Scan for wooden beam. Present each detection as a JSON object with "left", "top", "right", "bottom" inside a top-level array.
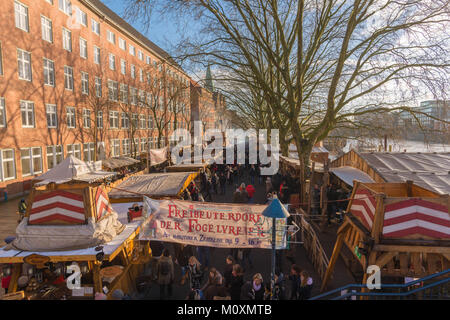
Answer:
[
  {"left": 375, "top": 252, "right": 398, "bottom": 269},
  {"left": 374, "top": 245, "right": 450, "bottom": 254},
  {"left": 371, "top": 194, "right": 385, "bottom": 243},
  {"left": 321, "top": 232, "right": 345, "bottom": 292},
  {"left": 92, "top": 262, "right": 103, "bottom": 294},
  {"left": 7, "top": 264, "right": 22, "bottom": 294}
]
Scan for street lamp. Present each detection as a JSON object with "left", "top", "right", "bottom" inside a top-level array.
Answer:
[{"left": 261, "top": 195, "right": 290, "bottom": 300}]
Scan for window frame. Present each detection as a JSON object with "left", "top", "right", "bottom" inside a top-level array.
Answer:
[
  {"left": 45, "top": 103, "right": 57, "bottom": 128},
  {"left": 20, "top": 100, "right": 35, "bottom": 128}
]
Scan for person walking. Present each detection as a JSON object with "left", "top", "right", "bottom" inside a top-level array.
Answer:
[
  {"left": 201, "top": 268, "right": 223, "bottom": 293},
  {"left": 288, "top": 264, "right": 302, "bottom": 300},
  {"left": 223, "top": 256, "right": 234, "bottom": 288},
  {"left": 156, "top": 249, "right": 174, "bottom": 300},
  {"left": 245, "top": 184, "right": 256, "bottom": 203},
  {"left": 298, "top": 270, "right": 313, "bottom": 300},
  {"left": 249, "top": 165, "right": 256, "bottom": 185},
  {"left": 229, "top": 264, "right": 244, "bottom": 300},
  {"left": 219, "top": 171, "right": 227, "bottom": 195},
  {"left": 265, "top": 177, "right": 273, "bottom": 194},
  {"left": 204, "top": 276, "right": 229, "bottom": 300},
  {"left": 240, "top": 273, "right": 265, "bottom": 300}
]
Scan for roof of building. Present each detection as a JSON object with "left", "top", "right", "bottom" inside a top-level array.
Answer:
[
  {"left": 34, "top": 156, "right": 115, "bottom": 185},
  {"left": 83, "top": 0, "right": 184, "bottom": 73},
  {"left": 358, "top": 152, "right": 450, "bottom": 195},
  {"left": 102, "top": 156, "right": 140, "bottom": 170},
  {"left": 108, "top": 172, "right": 198, "bottom": 199}
]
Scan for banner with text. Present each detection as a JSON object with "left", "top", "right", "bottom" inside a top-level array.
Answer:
[{"left": 139, "top": 197, "right": 287, "bottom": 249}]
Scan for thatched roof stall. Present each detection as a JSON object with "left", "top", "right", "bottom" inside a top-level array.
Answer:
[
  {"left": 331, "top": 150, "right": 450, "bottom": 195},
  {"left": 321, "top": 180, "right": 450, "bottom": 292},
  {"left": 102, "top": 156, "right": 140, "bottom": 170},
  {"left": 108, "top": 172, "right": 199, "bottom": 203}
]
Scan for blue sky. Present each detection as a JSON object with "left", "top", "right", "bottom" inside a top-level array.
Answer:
[{"left": 101, "top": 0, "right": 182, "bottom": 55}]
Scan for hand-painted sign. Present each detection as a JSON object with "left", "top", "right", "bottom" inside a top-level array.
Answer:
[{"left": 139, "top": 197, "right": 287, "bottom": 249}]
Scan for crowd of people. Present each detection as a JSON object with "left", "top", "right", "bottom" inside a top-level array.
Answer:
[
  {"left": 150, "top": 244, "right": 314, "bottom": 301},
  {"left": 146, "top": 161, "right": 314, "bottom": 300}
]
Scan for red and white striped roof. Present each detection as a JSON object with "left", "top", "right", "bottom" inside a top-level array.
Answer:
[
  {"left": 30, "top": 190, "right": 86, "bottom": 225},
  {"left": 383, "top": 199, "right": 450, "bottom": 239},
  {"left": 350, "top": 188, "right": 376, "bottom": 231}
]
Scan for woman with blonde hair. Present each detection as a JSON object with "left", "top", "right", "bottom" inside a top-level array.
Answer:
[{"left": 240, "top": 273, "right": 265, "bottom": 300}]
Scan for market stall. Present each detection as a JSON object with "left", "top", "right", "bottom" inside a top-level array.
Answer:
[{"left": 0, "top": 157, "right": 151, "bottom": 300}]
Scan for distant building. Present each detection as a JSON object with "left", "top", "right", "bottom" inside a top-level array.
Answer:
[{"left": 400, "top": 100, "right": 449, "bottom": 131}]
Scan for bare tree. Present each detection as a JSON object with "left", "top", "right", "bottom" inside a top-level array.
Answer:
[{"left": 125, "top": 0, "right": 450, "bottom": 201}]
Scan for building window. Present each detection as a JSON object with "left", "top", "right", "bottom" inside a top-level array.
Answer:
[
  {"left": 129, "top": 45, "right": 135, "bottom": 56},
  {"left": 81, "top": 71, "right": 89, "bottom": 95},
  {"left": 0, "top": 98, "right": 5, "bottom": 128},
  {"left": 67, "top": 144, "right": 81, "bottom": 159},
  {"left": 132, "top": 138, "right": 139, "bottom": 154},
  {"left": 120, "top": 59, "right": 126, "bottom": 75},
  {"left": 107, "top": 30, "right": 116, "bottom": 44},
  {"left": 20, "top": 100, "right": 34, "bottom": 128},
  {"left": 139, "top": 69, "right": 144, "bottom": 82},
  {"left": 109, "top": 53, "right": 115, "bottom": 70},
  {"left": 76, "top": 7, "right": 87, "bottom": 26},
  {"left": 120, "top": 83, "right": 128, "bottom": 104},
  {"left": 138, "top": 89, "right": 145, "bottom": 107},
  {"left": 1, "top": 149, "right": 16, "bottom": 181},
  {"left": 132, "top": 113, "right": 138, "bottom": 128},
  {"left": 80, "top": 37, "right": 87, "bottom": 59},
  {"left": 111, "top": 139, "right": 120, "bottom": 157},
  {"left": 83, "top": 108, "right": 91, "bottom": 128},
  {"left": 66, "top": 106, "right": 76, "bottom": 128},
  {"left": 43, "top": 58, "right": 55, "bottom": 87},
  {"left": 122, "top": 139, "right": 130, "bottom": 155},
  {"left": 83, "top": 142, "right": 95, "bottom": 161},
  {"left": 95, "top": 77, "right": 102, "bottom": 97},
  {"left": 121, "top": 113, "right": 129, "bottom": 129},
  {"left": 21, "top": 147, "right": 42, "bottom": 177},
  {"left": 130, "top": 64, "right": 135, "bottom": 79},
  {"left": 130, "top": 87, "right": 137, "bottom": 105},
  {"left": 140, "top": 114, "right": 146, "bottom": 129},
  {"left": 94, "top": 46, "right": 100, "bottom": 64},
  {"left": 141, "top": 138, "right": 147, "bottom": 152},
  {"left": 146, "top": 56, "right": 151, "bottom": 65},
  {"left": 119, "top": 38, "right": 126, "bottom": 50},
  {"left": 64, "top": 66, "right": 73, "bottom": 90},
  {"left": 46, "top": 104, "right": 57, "bottom": 128},
  {"left": 41, "top": 15, "right": 53, "bottom": 42},
  {"left": 58, "top": 0, "right": 72, "bottom": 16},
  {"left": 109, "top": 111, "right": 118, "bottom": 129},
  {"left": 148, "top": 116, "right": 154, "bottom": 129},
  {"left": 15, "top": 1, "right": 29, "bottom": 32},
  {"left": 138, "top": 50, "right": 144, "bottom": 61},
  {"left": 97, "top": 111, "right": 103, "bottom": 128},
  {"left": 17, "top": 49, "right": 32, "bottom": 81},
  {"left": 108, "top": 80, "right": 118, "bottom": 101},
  {"left": 91, "top": 19, "right": 100, "bottom": 35},
  {"left": 62, "top": 28, "right": 72, "bottom": 52},
  {"left": 46, "top": 145, "right": 63, "bottom": 169}
]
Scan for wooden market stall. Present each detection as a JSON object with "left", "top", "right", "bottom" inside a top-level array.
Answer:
[
  {"left": 321, "top": 180, "right": 450, "bottom": 292},
  {"left": 0, "top": 157, "right": 151, "bottom": 300}
]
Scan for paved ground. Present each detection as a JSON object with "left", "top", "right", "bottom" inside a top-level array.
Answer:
[
  {"left": 138, "top": 173, "right": 322, "bottom": 300},
  {"left": 0, "top": 197, "right": 21, "bottom": 244}
]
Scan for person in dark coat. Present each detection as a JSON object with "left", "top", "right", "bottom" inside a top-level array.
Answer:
[
  {"left": 298, "top": 270, "right": 313, "bottom": 300},
  {"left": 219, "top": 172, "right": 227, "bottom": 195},
  {"left": 229, "top": 264, "right": 244, "bottom": 300},
  {"left": 326, "top": 184, "right": 339, "bottom": 226},
  {"left": 288, "top": 264, "right": 302, "bottom": 300},
  {"left": 204, "top": 276, "right": 229, "bottom": 300},
  {"left": 223, "top": 255, "right": 234, "bottom": 288},
  {"left": 240, "top": 273, "right": 265, "bottom": 300},
  {"left": 156, "top": 249, "right": 174, "bottom": 300}
]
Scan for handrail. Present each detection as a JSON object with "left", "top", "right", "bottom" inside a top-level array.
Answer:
[
  {"left": 298, "top": 212, "right": 330, "bottom": 280},
  {"left": 310, "top": 268, "right": 450, "bottom": 300},
  {"left": 334, "top": 277, "right": 450, "bottom": 300}
]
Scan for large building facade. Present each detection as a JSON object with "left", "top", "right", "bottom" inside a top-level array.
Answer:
[{"left": 0, "top": 0, "right": 192, "bottom": 198}]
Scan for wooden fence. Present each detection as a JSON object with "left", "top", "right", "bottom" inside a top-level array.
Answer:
[{"left": 298, "top": 210, "right": 330, "bottom": 280}]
